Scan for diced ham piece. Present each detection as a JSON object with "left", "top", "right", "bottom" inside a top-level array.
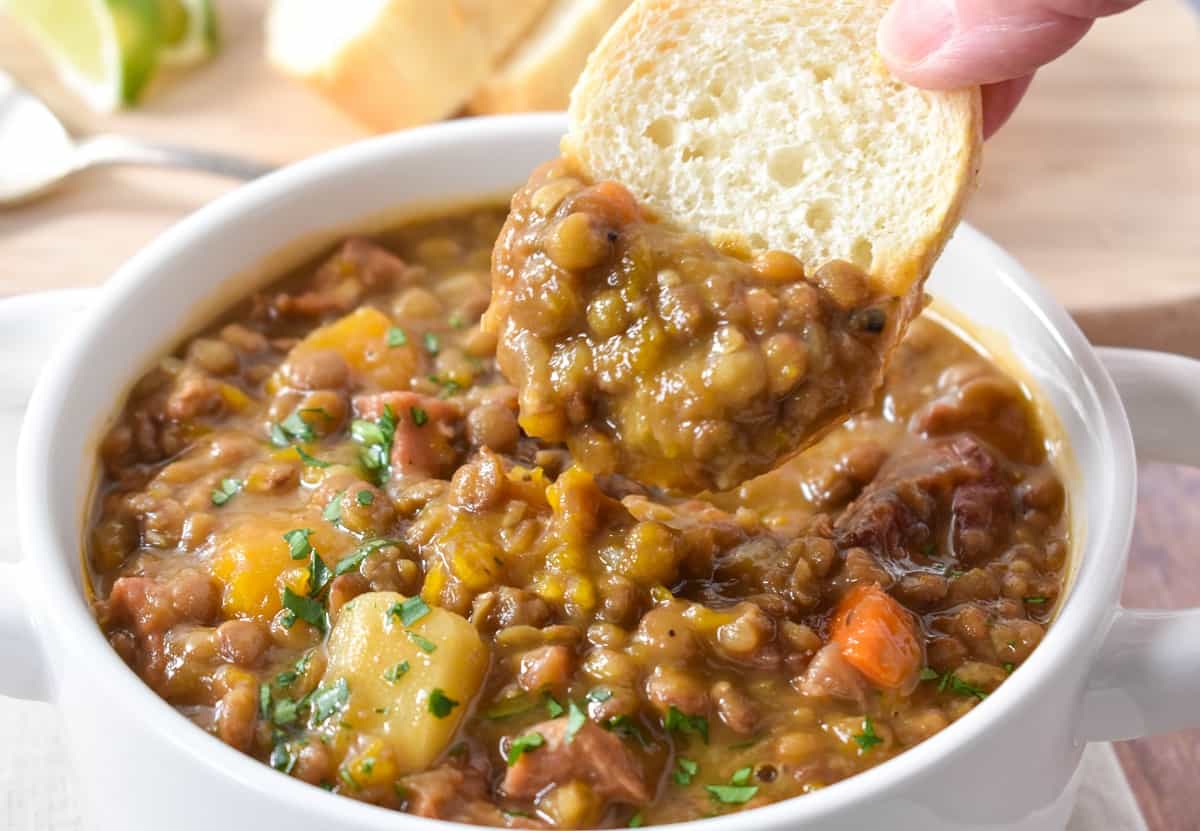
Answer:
[
  {"left": 797, "top": 643, "right": 869, "bottom": 705},
  {"left": 502, "top": 717, "right": 649, "bottom": 804},
  {"left": 401, "top": 767, "right": 546, "bottom": 828},
  {"left": 353, "top": 392, "right": 462, "bottom": 481},
  {"left": 266, "top": 239, "right": 413, "bottom": 318}
]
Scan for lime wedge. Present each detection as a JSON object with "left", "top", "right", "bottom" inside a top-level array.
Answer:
[
  {"left": 2, "top": 0, "right": 218, "bottom": 110},
  {"left": 159, "top": 0, "right": 218, "bottom": 66}
]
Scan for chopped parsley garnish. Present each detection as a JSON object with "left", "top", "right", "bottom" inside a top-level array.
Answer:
[
  {"left": 586, "top": 687, "right": 613, "bottom": 704},
  {"left": 283, "top": 528, "right": 313, "bottom": 560},
  {"left": 211, "top": 478, "right": 242, "bottom": 506},
  {"left": 389, "top": 596, "right": 431, "bottom": 627},
  {"left": 628, "top": 812, "right": 645, "bottom": 828},
  {"left": 387, "top": 326, "right": 408, "bottom": 347},
  {"left": 605, "top": 715, "right": 648, "bottom": 746},
  {"left": 423, "top": 332, "right": 440, "bottom": 355},
  {"left": 484, "top": 694, "right": 537, "bottom": 721},
  {"left": 448, "top": 311, "right": 465, "bottom": 329},
  {"left": 281, "top": 586, "right": 327, "bottom": 633},
  {"left": 853, "top": 718, "right": 883, "bottom": 751},
  {"left": 306, "top": 549, "right": 331, "bottom": 597},
  {"left": 428, "top": 688, "right": 458, "bottom": 718},
  {"left": 410, "top": 406, "right": 428, "bottom": 427},
  {"left": 505, "top": 732, "right": 546, "bottom": 765},
  {"left": 919, "top": 667, "right": 940, "bottom": 681},
  {"left": 544, "top": 693, "right": 565, "bottom": 718},
  {"left": 272, "top": 696, "right": 300, "bottom": 727},
  {"left": 269, "top": 740, "right": 296, "bottom": 774},
  {"left": 673, "top": 757, "right": 699, "bottom": 785},
  {"left": 259, "top": 683, "right": 272, "bottom": 720},
  {"left": 706, "top": 784, "right": 759, "bottom": 805},
  {"left": 269, "top": 423, "right": 290, "bottom": 447},
  {"left": 279, "top": 410, "right": 315, "bottom": 443},
  {"left": 565, "top": 700, "right": 587, "bottom": 742},
  {"left": 309, "top": 678, "right": 349, "bottom": 725},
  {"left": 664, "top": 705, "right": 709, "bottom": 743},
  {"left": 937, "top": 671, "right": 989, "bottom": 701},
  {"left": 428, "top": 375, "right": 464, "bottom": 398},
  {"left": 323, "top": 491, "right": 344, "bottom": 523},
  {"left": 295, "top": 446, "right": 331, "bottom": 468},
  {"left": 276, "top": 652, "right": 311, "bottom": 687},
  {"left": 383, "top": 661, "right": 410, "bottom": 683},
  {"left": 1024, "top": 596, "right": 1048, "bottom": 605},
  {"left": 351, "top": 405, "right": 397, "bottom": 484},
  {"left": 730, "top": 766, "right": 754, "bottom": 785},
  {"left": 334, "top": 538, "right": 400, "bottom": 576},
  {"left": 339, "top": 767, "right": 358, "bottom": 790},
  {"left": 356, "top": 489, "right": 375, "bottom": 506},
  {"left": 408, "top": 631, "right": 437, "bottom": 653},
  {"left": 1003, "top": 662, "right": 1015, "bottom": 674}
]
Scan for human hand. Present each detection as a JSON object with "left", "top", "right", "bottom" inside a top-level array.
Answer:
[{"left": 877, "top": 0, "right": 1147, "bottom": 137}]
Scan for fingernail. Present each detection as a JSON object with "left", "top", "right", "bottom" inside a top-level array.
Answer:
[{"left": 878, "top": 0, "right": 956, "bottom": 68}]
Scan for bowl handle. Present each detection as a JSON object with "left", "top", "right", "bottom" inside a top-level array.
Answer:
[
  {"left": 1079, "top": 347, "right": 1200, "bottom": 741},
  {"left": 0, "top": 289, "right": 93, "bottom": 701}
]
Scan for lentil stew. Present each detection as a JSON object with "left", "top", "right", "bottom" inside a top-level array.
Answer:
[{"left": 89, "top": 197, "right": 1068, "bottom": 828}]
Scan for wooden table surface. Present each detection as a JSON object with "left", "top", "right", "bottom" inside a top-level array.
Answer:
[{"left": 1, "top": 1, "right": 1198, "bottom": 828}]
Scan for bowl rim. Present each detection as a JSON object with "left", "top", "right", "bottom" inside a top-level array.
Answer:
[{"left": 16, "top": 113, "right": 1137, "bottom": 830}]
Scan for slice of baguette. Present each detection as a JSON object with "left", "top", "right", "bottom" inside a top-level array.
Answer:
[
  {"left": 468, "top": 0, "right": 632, "bottom": 115},
  {"left": 267, "top": 0, "right": 552, "bottom": 132},
  {"left": 566, "top": 0, "right": 982, "bottom": 297}
]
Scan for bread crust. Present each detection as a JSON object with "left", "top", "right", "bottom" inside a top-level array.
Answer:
[{"left": 567, "top": 0, "right": 983, "bottom": 298}]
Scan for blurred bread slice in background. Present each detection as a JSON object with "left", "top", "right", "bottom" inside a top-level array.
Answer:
[
  {"left": 469, "top": 0, "right": 632, "bottom": 114},
  {"left": 267, "top": 0, "right": 552, "bottom": 131}
]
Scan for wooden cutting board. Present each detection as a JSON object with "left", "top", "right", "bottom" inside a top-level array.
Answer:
[{"left": 0, "top": 0, "right": 1197, "bottom": 355}]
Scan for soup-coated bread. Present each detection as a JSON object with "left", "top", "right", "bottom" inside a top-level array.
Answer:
[{"left": 566, "top": 0, "right": 983, "bottom": 297}]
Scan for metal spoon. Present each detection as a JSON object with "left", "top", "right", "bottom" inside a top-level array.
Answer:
[{"left": 0, "top": 70, "right": 274, "bottom": 206}]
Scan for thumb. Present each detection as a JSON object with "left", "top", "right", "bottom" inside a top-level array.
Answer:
[{"left": 877, "top": 0, "right": 1142, "bottom": 89}]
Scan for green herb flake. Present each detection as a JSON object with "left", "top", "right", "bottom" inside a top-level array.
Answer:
[
  {"left": 269, "top": 741, "right": 296, "bottom": 774},
  {"left": 356, "top": 489, "right": 375, "bottom": 506},
  {"left": 586, "top": 687, "right": 613, "bottom": 704},
  {"left": 485, "top": 694, "right": 537, "bottom": 721},
  {"left": 705, "top": 784, "right": 759, "bottom": 805},
  {"left": 628, "top": 812, "right": 645, "bottom": 828},
  {"left": 410, "top": 406, "right": 429, "bottom": 427},
  {"left": 259, "top": 683, "right": 272, "bottom": 720},
  {"left": 565, "top": 699, "right": 587, "bottom": 743},
  {"left": 383, "top": 661, "right": 410, "bottom": 683},
  {"left": 673, "top": 757, "right": 699, "bottom": 786},
  {"left": 505, "top": 732, "right": 546, "bottom": 766},
  {"left": 334, "top": 538, "right": 400, "bottom": 577},
  {"left": 1024, "top": 596, "right": 1049, "bottom": 605},
  {"left": 280, "top": 410, "right": 315, "bottom": 443},
  {"left": 307, "top": 549, "right": 331, "bottom": 598},
  {"left": 351, "top": 405, "right": 397, "bottom": 484},
  {"left": 281, "top": 586, "right": 327, "bottom": 633},
  {"left": 664, "top": 705, "right": 709, "bottom": 744},
  {"left": 423, "top": 332, "right": 440, "bottom": 355},
  {"left": 408, "top": 631, "right": 437, "bottom": 653},
  {"left": 283, "top": 528, "right": 313, "bottom": 561},
  {"left": 853, "top": 718, "right": 884, "bottom": 752},
  {"left": 388, "top": 596, "right": 431, "bottom": 627},
  {"left": 387, "top": 327, "right": 408, "bottom": 348},
  {"left": 323, "top": 491, "right": 344, "bottom": 524},
  {"left": 919, "top": 667, "right": 940, "bottom": 682},
  {"left": 428, "top": 688, "right": 459, "bottom": 718},
  {"left": 448, "top": 312, "right": 465, "bottom": 329},
  {"left": 310, "top": 678, "right": 350, "bottom": 725},
  {"left": 544, "top": 693, "right": 565, "bottom": 718},
  {"left": 273, "top": 697, "right": 300, "bottom": 727},
  {"left": 295, "top": 446, "right": 331, "bottom": 468},
  {"left": 269, "top": 423, "right": 290, "bottom": 448},
  {"left": 338, "top": 766, "right": 359, "bottom": 791},
  {"left": 937, "top": 672, "right": 988, "bottom": 701},
  {"left": 1003, "top": 662, "right": 1015, "bottom": 674},
  {"left": 211, "top": 478, "right": 242, "bottom": 506},
  {"left": 730, "top": 766, "right": 754, "bottom": 786}
]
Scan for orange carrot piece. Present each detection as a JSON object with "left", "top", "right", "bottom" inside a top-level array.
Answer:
[{"left": 830, "top": 584, "right": 922, "bottom": 691}]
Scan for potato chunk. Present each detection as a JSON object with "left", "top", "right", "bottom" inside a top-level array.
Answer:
[{"left": 323, "top": 591, "right": 488, "bottom": 772}]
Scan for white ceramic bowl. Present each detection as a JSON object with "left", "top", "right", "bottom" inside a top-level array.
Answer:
[{"left": 3, "top": 114, "right": 1199, "bottom": 831}]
